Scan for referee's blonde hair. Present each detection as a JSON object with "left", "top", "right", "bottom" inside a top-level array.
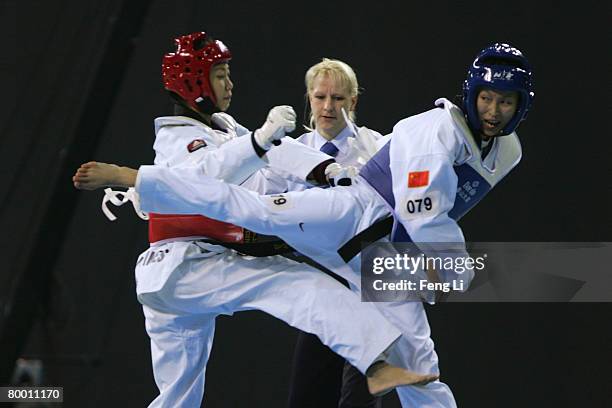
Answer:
[{"left": 305, "top": 58, "right": 360, "bottom": 129}]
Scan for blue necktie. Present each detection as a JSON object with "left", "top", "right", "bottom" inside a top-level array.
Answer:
[{"left": 320, "top": 141, "right": 339, "bottom": 157}]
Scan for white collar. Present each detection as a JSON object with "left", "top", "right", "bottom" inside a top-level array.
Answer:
[{"left": 313, "top": 126, "right": 353, "bottom": 152}]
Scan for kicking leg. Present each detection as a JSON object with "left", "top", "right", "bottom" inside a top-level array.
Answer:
[
  {"left": 136, "top": 164, "right": 362, "bottom": 251},
  {"left": 396, "top": 381, "right": 457, "bottom": 408},
  {"left": 366, "top": 361, "right": 438, "bottom": 397},
  {"left": 73, "top": 161, "right": 137, "bottom": 190},
  {"left": 219, "top": 256, "right": 438, "bottom": 394}
]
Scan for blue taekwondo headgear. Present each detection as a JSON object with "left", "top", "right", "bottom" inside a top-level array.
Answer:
[{"left": 462, "top": 43, "right": 535, "bottom": 136}]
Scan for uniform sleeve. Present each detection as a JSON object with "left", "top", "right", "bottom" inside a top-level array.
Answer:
[
  {"left": 184, "top": 135, "right": 268, "bottom": 185},
  {"left": 264, "top": 137, "right": 334, "bottom": 181},
  {"left": 155, "top": 124, "right": 266, "bottom": 185}
]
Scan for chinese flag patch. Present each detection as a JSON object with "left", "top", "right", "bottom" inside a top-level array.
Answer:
[
  {"left": 187, "top": 139, "right": 207, "bottom": 152},
  {"left": 408, "top": 171, "right": 429, "bottom": 188}
]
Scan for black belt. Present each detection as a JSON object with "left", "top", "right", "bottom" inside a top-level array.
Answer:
[
  {"left": 337, "top": 217, "right": 394, "bottom": 263},
  {"left": 281, "top": 252, "right": 349, "bottom": 288},
  {"left": 200, "top": 230, "right": 295, "bottom": 257},
  {"left": 201, "top": 234, "right": 350, "bottom": 287}
]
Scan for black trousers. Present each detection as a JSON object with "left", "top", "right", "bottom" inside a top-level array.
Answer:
[{"left": 287, "top": 331, "right": 382, "bottom": 408}]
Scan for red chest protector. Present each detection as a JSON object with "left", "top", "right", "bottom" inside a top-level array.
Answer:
[{"left": 148, "top": 213, "right": 246, "bottom": 244}]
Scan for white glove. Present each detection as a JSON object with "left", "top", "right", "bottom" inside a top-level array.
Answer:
[
  {"left": 324, "top": 163, "right": 359, "bottom": 187},
  {"left": 254, "top": 105, "right": 296, "bottom": 150}
]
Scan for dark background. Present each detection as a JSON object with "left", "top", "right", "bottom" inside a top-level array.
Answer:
[{"left": 2, "top": 0, "right": 611, "bottom": 406}]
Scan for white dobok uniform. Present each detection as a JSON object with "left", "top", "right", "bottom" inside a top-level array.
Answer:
[
  {"left": 135, "top": 99, "right": 523, "bottom": 408},
  {"left": 137, "top": 115, "right": 405, "bottom": 408}
]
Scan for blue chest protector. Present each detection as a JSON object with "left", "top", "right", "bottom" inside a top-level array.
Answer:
[
  {"left": 360, "top": 142, "right": 491, "bottom": 241},
  {"left": 359, "top": 108, "right": 521, "bottom": 243}
]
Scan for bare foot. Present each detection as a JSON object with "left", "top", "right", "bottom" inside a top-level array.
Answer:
[
  {"left": 73, "top": 161, "right": 137, "bottom": 190},
  {"left": 366, "top": 362, "right": 439, "bottom": 396}
]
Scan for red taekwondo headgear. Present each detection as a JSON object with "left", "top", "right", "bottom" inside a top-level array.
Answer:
[{"left": 162, "top": 31, "right": 232, "bottom": 110}]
